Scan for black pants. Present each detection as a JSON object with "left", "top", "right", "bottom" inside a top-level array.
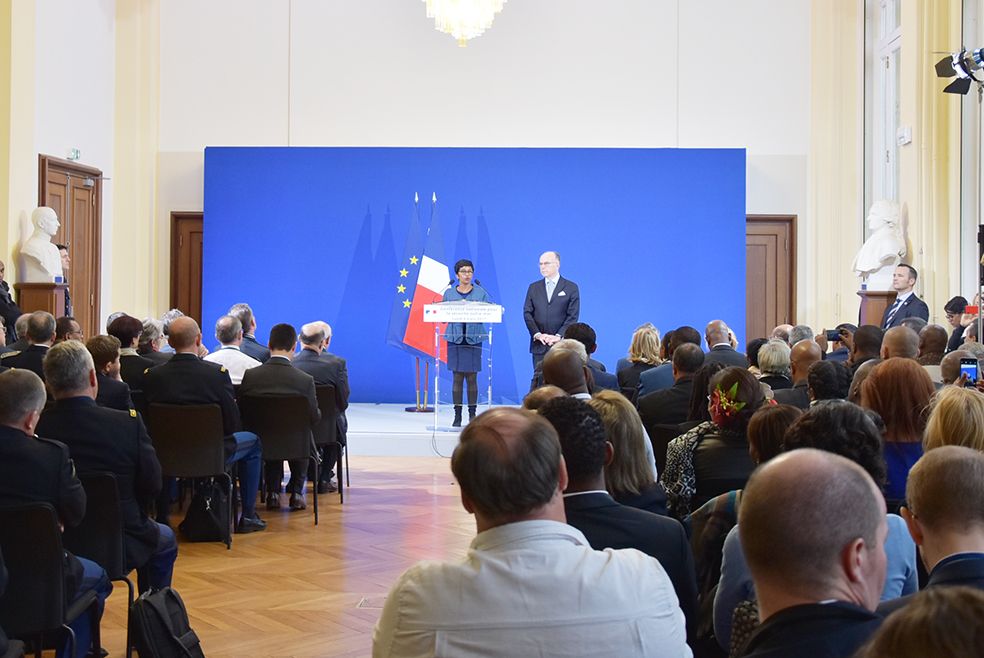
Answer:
[
  {"left": 265, "top": 459, "right": 310, "bottom": 494},
  {"left": 453, "top": 371, "right": 478, "bottom": 406}
]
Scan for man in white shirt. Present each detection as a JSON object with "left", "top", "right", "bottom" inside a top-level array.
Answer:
[
  {"left": 372, "top": 407, "right": 691, "bottom": 658},
  {"left": 203, "top": 315, "right": 261, "bottom": 385}
]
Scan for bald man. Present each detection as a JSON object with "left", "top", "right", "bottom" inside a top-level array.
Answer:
[
  {"left": 773, "top": 339, "right": 823, "bottom": 409},
  {"left": 881, "top": 325, "right": 920, "bottom": 360},
  {"left": 704, "top": 320, "right": 747, "bottom": 368},
  {"left": 541, "top": 342, "right": 591, "bottom": 399},
  {"left": 739, "top": 449, "right": 886, "bottom": 657},
  {"left": 523, "top": 251, "right": 579, "bottom": 388}
]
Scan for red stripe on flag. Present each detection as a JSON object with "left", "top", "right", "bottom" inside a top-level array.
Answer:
[{"left": 404, "top": 285, "right": 447, "bottom": 362}]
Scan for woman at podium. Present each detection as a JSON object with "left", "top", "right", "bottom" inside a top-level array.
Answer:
[{"left": 443, "top": 259, "right": 490, "bottom": 427}]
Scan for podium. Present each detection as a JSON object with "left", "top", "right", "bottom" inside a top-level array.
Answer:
[
  {"left": 857, "top": 289, "right": 896, "bottom": 326},
  {"left": 423, "top": 301, "right": 504, "bottom": 431},
  {"left": 14, "top": 282, "right": 68, "bottom": 317}
]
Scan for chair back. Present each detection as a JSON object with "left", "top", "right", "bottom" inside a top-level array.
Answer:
[
  {"left": 648, "top": 423, "right": 682, "bottom": 473},
  {"left": 0, "top": 503, "right": 68, "bottom": 636},
  {"left": 313, "top": 385, "right": 338, "bottom": 447},
  {"left": 239, "top": 395, "right": 313, "bottom": 461},
  {"left": 62, "top": 473, "right": 127, "bottom": 581},
  {"left": 147, "top": 403, "right": 226, "bottom": 478}
]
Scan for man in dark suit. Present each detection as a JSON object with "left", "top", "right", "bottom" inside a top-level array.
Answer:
[
  {"left": 294, "top": 321, "right": 349, "bottom": 494},
  {"left": 739, "top": 449, "right": 885, "bottom": 657},
  {"left": 882, "top": 264, "right": 930, "bottom": 329},
  {"left": 229, "top": 302, "right": 271, "bottom": 363},
  {"left": 523, "top": 251, "right": 579, "bottom": 387},
  {"left": 879, "top": 446, "right": 984, "bottom": 616},
  {"left": 0, "top": 310, "right": 55, "bottom": 379},
  {"left": 703, "top": 320, "right": 747, "bottom": 368},
  {"left": 142, "top": 316, "right": 265, "bottom": 533},
  {"left": 240, "top": 323, "right": 320, "bottom": 511},
  {"left": 638, "top": 343, "right": 704, "bottom": 433},
  {"left": 538, "top": 396, "right": 698, "bottom": 641},
  {"left": 773, "top": 339, "right": 822, "bottom": 410},
  {"left": 638, "top": 326, "right": 702, "bottom": 397},
  {"left": 108, "top": 314, "right": 157, "bottom": 391},
  {"left": 85, "top": 335, "right": 133, "bottom": 411},
  {"left": 0, "top": 369, "right": 112, "bottom": 657},
  {"left": 37, "top": 340, "right": 176, "bottom": 592},
  {"left": 562, "top": 322, "right": 618, "bottom": 391},
  {"left": 0, "top": 260, "right": 22, "bottom": 342}
]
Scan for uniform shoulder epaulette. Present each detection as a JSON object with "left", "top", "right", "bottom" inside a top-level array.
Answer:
[
  {"left": 0, "top": 350, "right": 20, "bottom": 359},
  {"left": 143, "top": 367, "right": 150, "bottom": 374},
  {"left": 129, "top": 408, "right": 138, "bottom": 418},
  {"left": 219, "top": 366, "right": 227, "bottom": 373}
]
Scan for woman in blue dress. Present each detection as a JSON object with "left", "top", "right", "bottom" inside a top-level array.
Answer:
[{"left": 443, "top": 259, "right": 490, "bottom": 427}]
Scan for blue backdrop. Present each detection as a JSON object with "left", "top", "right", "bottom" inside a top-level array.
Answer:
[{"left": 203, "top": 147, "right": 746, "bottom": 403}]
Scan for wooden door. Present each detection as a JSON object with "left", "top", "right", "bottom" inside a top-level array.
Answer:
[
  {"left": 38, "top": 155, "right": 102, "bottom": 340},
  {"left": 170, "top": 212, "right": 204, "bottom": 325},
  {"left": 746, "top": 215, "right": 796, "bottom": 341}
]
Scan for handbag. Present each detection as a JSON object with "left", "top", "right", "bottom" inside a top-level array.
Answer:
[{"left": 178, "top": 478, "right": 230, "bottom": 543}]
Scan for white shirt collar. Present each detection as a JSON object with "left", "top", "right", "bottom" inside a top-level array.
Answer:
[
  {"left": 562, "top": 490, "right": 609, "bottom": 499},
  {"left": 545, "top": 274, "right": 560, "bottom": 285},
  {"left": 895, "top": 290, "right": 914, "bottom": 303},
  {"left": 220, "top": 344, "right": 242, "bottom": 351},
  {"left": 711, "top": 342, "right": 732, "bottom": 349}
]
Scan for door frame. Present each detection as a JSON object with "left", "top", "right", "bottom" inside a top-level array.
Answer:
[
  {"left": 169, "top": 211, "right": 204, "bottom": 316},
  {"left": 746, "top": 213, "right": 797, "bottom": 325}
]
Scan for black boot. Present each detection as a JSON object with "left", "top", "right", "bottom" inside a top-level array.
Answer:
[
  {"left": 452, "top": 405, "right": 463, "bottom": 427},
  {"left": 468, "top": 405, "right": 477, "bottom": 422}
]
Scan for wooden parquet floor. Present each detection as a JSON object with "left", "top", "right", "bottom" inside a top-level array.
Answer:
[{"left": 99, "top": 456, "right": 474, "bottom": 658}]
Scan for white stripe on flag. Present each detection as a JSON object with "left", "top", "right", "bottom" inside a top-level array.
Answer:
[{"left": 418, "top": 255, "right": 451, "bottom": 294}]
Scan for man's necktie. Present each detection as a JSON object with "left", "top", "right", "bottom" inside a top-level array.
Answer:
[
  {"left": 546, "top": 280, "right": 555, "bottom": 302},
  {"left": 884, "top": 298, "right": 902, "bottom": 328}
]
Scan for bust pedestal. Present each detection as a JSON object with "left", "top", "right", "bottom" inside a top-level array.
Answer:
[
  {"left": 15, "top": 282, "right": 68, "bottom": 317},
  {"left": 857, "top": 289, "right": 896, "bottom": 327}
]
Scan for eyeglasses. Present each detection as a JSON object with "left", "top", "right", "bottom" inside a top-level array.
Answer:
[{"left": 458, "top": 269, "right": 474, "bottom": 275}]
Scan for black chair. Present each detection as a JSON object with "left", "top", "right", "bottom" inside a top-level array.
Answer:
[
  {"left": 314, "top": 385, "right": 346, "bottom": 503},
  {"left": 62, "top": 473, "right": 135, "bottom": 658},
  {"left": 0, "top": 548, "right": 25, "bottom": 658},
  {"left": 239, "top": 395, "right": 320, "bottom": 524},
  {"left": 647, "top": 423, "right": 683, "bottom": 474},
  {"left": 619, "top": 386, "right": 638, "bottom": 405},
  {"left": 0, "top": 503, "right": 99, "bottom": 658},
  {"left": 147, "top": 403, "right": 233, "bottom": 548}
]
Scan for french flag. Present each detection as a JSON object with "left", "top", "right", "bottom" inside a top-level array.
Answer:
[{"left": 403, "top": 198, "right": 450, "bottom": 361}]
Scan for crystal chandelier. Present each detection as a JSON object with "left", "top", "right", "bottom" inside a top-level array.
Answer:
[{"left": 423, "top": 0, "right": 507, "bottom": 47}]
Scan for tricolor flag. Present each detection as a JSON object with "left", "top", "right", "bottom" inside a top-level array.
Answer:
[{"left": 403, "top": 194, "right": 450, "bottom": 361}]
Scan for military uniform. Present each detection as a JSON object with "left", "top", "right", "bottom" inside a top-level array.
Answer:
[
  {"left": 119, "top": 351, "right": 157, "bottom": 391},
  {"left": 0, "top": 344, "right": 48, "bottom": 380},
  {"left": 95, "top": 372, "right": 133, "bottom": 412}
]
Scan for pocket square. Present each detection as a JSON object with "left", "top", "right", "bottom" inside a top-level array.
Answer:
[{"left": 558, "top": 291, "right": 567, "bottom": 297}]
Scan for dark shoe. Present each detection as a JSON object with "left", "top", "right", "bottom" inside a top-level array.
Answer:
[
  {"left": 86, "top": 648, "right": 109, "bottom": 658},
  {"left": 266, "top": 492, "right": 281, "bottom": 510},
  {"left": 317, "top": 479, "right": 339, "bottom": 494},
  {"left": 468, "top": 405, "right": 477, "bottom": 421},
  {"left": 289, "top": 493, "right": 307, "bottom": 510},
  {"left": 236, "top": 516, "right": 267, "bottom": 533},
  {"left": 452, "top": 405, "right": 463, "bottom": 427}
]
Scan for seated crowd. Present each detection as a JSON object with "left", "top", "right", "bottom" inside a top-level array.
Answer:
[{"left": 0, "top": 303, "right": 349, "bottom": 658}]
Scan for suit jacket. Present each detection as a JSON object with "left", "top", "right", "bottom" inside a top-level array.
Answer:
[
  {"left": 772, "top": 381, "right": 810, "bottom": 410},
  {"left": 239, "top": 356, "right": 320, "bottom": 427},
  {"left": 523, "top": 276, "right": 579, "bottom": 355},
  {"left": 139, "top": 350, "right": 172, "bottom": 366},
  {"left": 639, "top": 377, "right": 694, "bottom": 431},
  {"left": 0, "top": 280, "right": 22, "bottom": 342},
  {"left": 882, "top": 293, "right": 930, "bottom": 329},
  {"left": 119, "top": 352, "right": 157, "bottom": 391},
  {"left": 703, "top": 345, "right": 748, "bottom": 369},
  {"left": 878, "top": 552, "right": 984, "bottom": 616},
  {"left": 588, "top": 365, "right": 619, "bottom": 392},
  {"left": 638, "top": 361, "right": 675, "bottom": 397},
  {"left": 0, "top": 343, "right": 49, "bottom": 379},
  {"left": 142, "top": 352, "right": 241, "bottom": 437},
  {"left": 36, "top": 397, "right": 162, "bottom": 570},
  {"left": 96, "top": 372, "right": 134, "bottom": 411},
  {"left": 292, "top": 348, "right": 349, "bottom": 441},
  {"left": 240, "top": 334, "right": 271, "bottom": 363},
  {"left": 613, "top": 483, "right": 668, "bottom": 516},
  {"left": 741, "top": 601, "right": 881, "bottom": 658},
  {"left": 758, "top": 374, "right": 792, "bottom": 390},
  {"left": 563, "top": 492, "right": 698, "bottom": 641},
  {"left": 617, "top": 361, "right": 657, "bottom": 392}
]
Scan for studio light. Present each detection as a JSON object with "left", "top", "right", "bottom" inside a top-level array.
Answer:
[
  {"left": 423, "top": 0, "right": 506, "bottom": 47},
  {"left": 935, "top": 48, "right": 984, "bottom": 95}
]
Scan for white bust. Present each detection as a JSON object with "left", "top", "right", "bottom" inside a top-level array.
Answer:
[
  {"left": 852, "top": 200, "right": 906, "bottom": 291},
  {"left": 19, "top": 207, "right": 64, "bottom": 283}
]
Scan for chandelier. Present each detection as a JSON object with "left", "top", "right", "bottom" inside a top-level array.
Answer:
[{"left": 423, "top": 0, "right": 507, "bottom": 47}]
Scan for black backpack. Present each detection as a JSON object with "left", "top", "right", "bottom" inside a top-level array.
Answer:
[{"left": 130, "top": 587, "right": 206, "bottom": 657}]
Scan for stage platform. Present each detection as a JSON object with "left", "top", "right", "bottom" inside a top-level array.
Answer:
[{"left": 347, "top": 403, "right": 507, "bottom": 457}]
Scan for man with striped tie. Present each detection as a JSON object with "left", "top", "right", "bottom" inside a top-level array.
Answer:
[{"left": 882, "top": 264, "right": 929, "bottom": 329}]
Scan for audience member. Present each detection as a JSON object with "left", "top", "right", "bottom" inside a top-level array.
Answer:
[
  {"left": 882, "top": 264, "right": 930, "bottom": 328},
  {"left": 939, "top": 348, "right": 974, "bottom": 385},
  {"left": 0, "top": 369, "right": 111, "bottom": 658},
  {"left": 899, "top": 316, "right": 928, "bottom": 334},
  {"left": 806, "top": 360, "right": 851, "bottom": 402},
  {"left": 923, "top": 385, "right": 984, "bottom": 451},
  {"left": 638, "top": 343, "right": 704, "bottom": 433},
  {"left": 0, "top": 317, "right": 8, "bottom": 359},
  {"left": 756, "top": 339, "right": 792, "bottom": 391},
  {"left": 240, "top": 323, "right": 320, "bottom": 511},
  {"left": 294, "top": 321, "right": 350, "bottom": 494},
  {"left": 772, "top": 339, "right": 822, "bottom": 409},
  {"left": 861, "top": 358, "right": 935, "bottom": 501},
  {"left": 228, "top": 302, "right": 270, "bottom": 363},
  {"left": 745, "top": 337, "right": 768, "bottom": 378},
  {"left": 788, "top": 324, "right": 813, "bottom": 345},
  {"left": 541, "top": 340, "right": 591, "bottom": 398},
  {"left": 879, "top": 446, "right": 984, "bottom": 616},
  {"left": 539, "top": 396, "right": 697, "bottom": 641},
  {"left": 6, "top": 313, "right": 30, "bottom": 352},
  {"left": 616, "top": 324, "right": 661, "bottom": 393},
  {"left": 880, "top": 325, "right": 919, "bottom": 360},
  {"left": 142, "top": 316, "right": 265, "bottom": 532},
  {"left": 661, "top": 367, "right": 763, "bottom": 517},
  {"left": 685, "top": 361, "right": 728, "bottom": 425},
  {"left": 944, "top": 295, "right": 969, "bottom": 352},
  {"left": 563, "top": 322, "right": 618, "bottom": 391},
  {"left": 825, "top": 323, "right": 857, "bottom": 362},
  {"left": 54, "top": 315, "right": 83, "bottom": 343},
  {"left": 521, "top": 384, "right": 566, "bottom": 411},
  {"left": 589, "top": 390, "right": 667, "bottom": 515},
  {"left": 769, "top": 324, "right": 792, "bottom": 344},
  {"left": 965, "top": 320, "right": 979, "bottom": 344},
  {"left": 736, "top": 449, "right": 886, "bottom": 657},
  {"left": 964, "top": 339, "right": 984, "bottom": 360},
  {"left": 108, "top": 314, "right": 156, "bottom": 391},
  {"left": 848, "top": 357, "right": 882, "bottom": 404},
  {"left": 917, "top": 324, "right": 948, "bottom": 383},
  {"left": 0, "top": 259, "right": 23, "bottom": 342},
  {"left": 85, "top": 335, "right": 133, "bottom": 411},
  {"left": 849, "top": 325, "right": 884, "bottom": 374},
  {"left": 159, "top": 308, "right": 184, "bottom": 354},
  {"left": 0, "top": 310, "right": 56, "bottom": 379},
  {"left": 703, "top": 320, "right": 746, "bottom": 368},
  {"left": 137, "top": 318, "right": 171, "bottom": 365},
  {"left": 638, "top": 326, "right": 701, "bottom": 396},
  {"left": 105, "top": 311, "right": 127, "bottom": 333},
  {"left": 37, "top": 341, "right": 176, "bottom": 592},
  {"left": 862, "top": 586, "right": 984, "bottom": 658},
  {"left": 203, "top": 315, "right": 261, "bottom": 385},
  {"left": 372, "top": 407, "right": 691, "bottom": 657}
]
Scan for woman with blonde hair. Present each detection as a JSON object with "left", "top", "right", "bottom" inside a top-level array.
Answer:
[
  {"left": 588, "top": 389, "right": 667, "bottom": 515},
  {"left": 616, "top": 323, "right": 662, "bottom": 394},
  {"left": 923, "top": 385, "right": 984, "bottom": 451}
]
